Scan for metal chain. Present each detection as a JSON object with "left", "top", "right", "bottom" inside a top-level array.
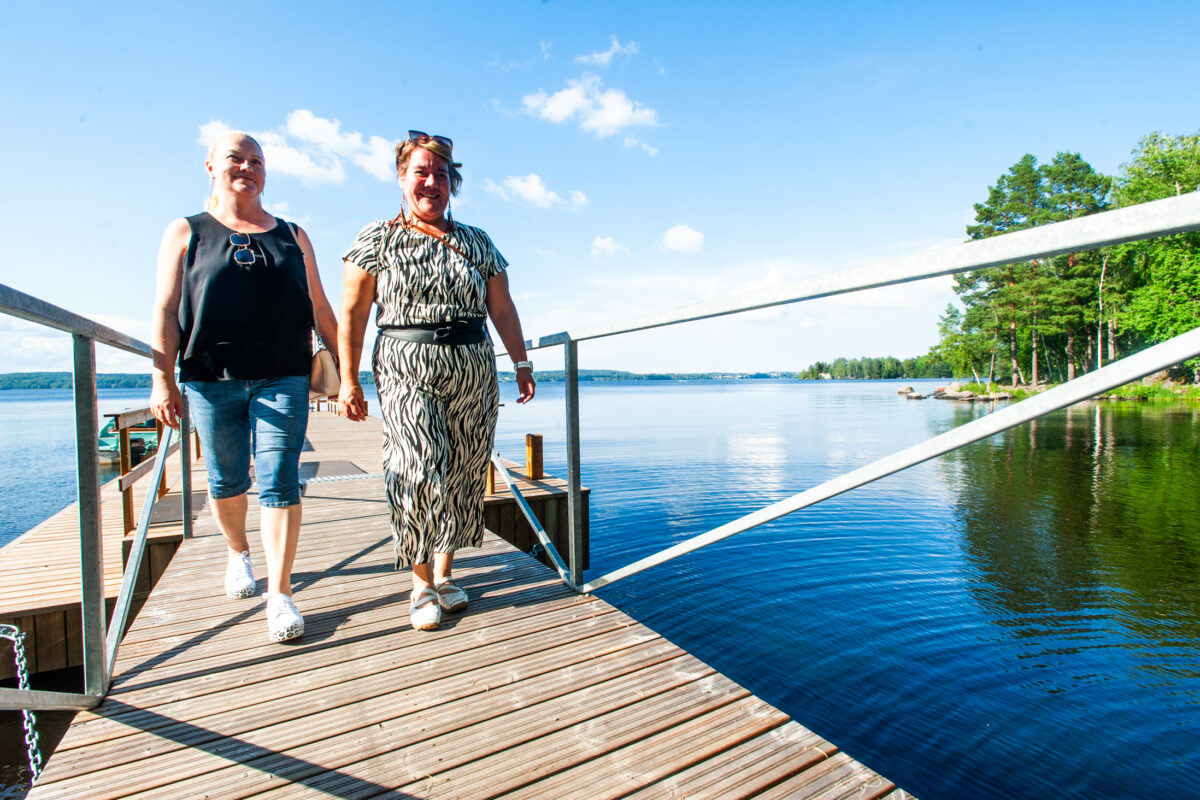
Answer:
[{"left": 0, "top": 624, "right": 42, "bottom": 784}]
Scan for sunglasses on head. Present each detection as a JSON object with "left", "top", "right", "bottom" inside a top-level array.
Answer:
[
  {"left": 408, "top": 130, "right": 453, "bottom": 150},
  {"left": 229, "top": 233, "right": 262, "bottom": 265}
]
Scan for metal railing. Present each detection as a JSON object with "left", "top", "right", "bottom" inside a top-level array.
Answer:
[
  {"left": 489, "top": 453, "right": 572, "bottom": 585},
  {"left": 506, "top": 191, "right": 1200, "bottom": 593},
  {"left": 0, "top": 284, "right": 193, "bottom": 715},
  {"left": 3, "top": 190, "right": 1198, "bottom": 691}
]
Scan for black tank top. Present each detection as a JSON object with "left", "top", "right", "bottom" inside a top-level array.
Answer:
[{"left": 178, "top": 212, "right": 313, "bottom": 382}]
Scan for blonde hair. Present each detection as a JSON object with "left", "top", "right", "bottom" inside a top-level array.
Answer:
[
  {"left": 205, "top": 130, "right": 264, "bottom": 210},
  {"left": 395, "top": 137, "right": 462, "bottom": 196}
]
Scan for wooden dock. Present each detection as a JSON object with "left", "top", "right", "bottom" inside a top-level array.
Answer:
[
  {"left": 19, "top": 413, "right": 913, "bottom": 798},
  {"left": 0, "top": 433, "right": 200, "bottom": 680}
]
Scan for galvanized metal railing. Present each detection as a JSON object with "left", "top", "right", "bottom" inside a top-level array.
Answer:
[
  {"left": 505, "top": 191, "right": 1200, "bottom": 593},
  {"left": 489, "top": 453, "right": 572, "bottom": 585},
  {"left": 0, "top": 284, "right": 193, "bottom": 716}
]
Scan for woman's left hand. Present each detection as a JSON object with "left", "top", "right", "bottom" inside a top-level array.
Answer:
[
  {"left": 516, "top": 367, "right": 536, "bottom": 404},
  {"left": 486, "top": 272, "right": 536, "bottom": 405}
]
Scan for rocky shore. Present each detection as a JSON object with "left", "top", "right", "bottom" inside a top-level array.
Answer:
[
  {"left": 899, "top": 371, "right": 1199, "bottom": 402},
  {"left": 898, "top": 383, "right": 1013, "bottom": 402}
]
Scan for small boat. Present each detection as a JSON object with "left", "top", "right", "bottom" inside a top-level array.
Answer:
[{"left": 98, "top": 418, "right": 159, "bottom": 466}]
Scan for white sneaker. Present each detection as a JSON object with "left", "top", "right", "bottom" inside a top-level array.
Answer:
[
  {"left": 225, "top": 551, "right": 256, "bottom": 598},
  {"left": 410, "top": 587, "right": 442, "bottom": 631},
  {"left": 266, "top": 593, "right": 305, "bottom": 642}
]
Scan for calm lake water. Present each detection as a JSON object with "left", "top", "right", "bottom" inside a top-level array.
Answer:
[{"left": 3, "top": 380, "right": 1199, "bottom": 798}]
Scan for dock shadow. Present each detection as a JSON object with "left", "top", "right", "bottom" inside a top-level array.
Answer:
[
  {"left": 115, "top": 535, "right": 392, "bottom": 682},
  {"left": 89, "top": 699, "right": 415, "bottom": 799}
]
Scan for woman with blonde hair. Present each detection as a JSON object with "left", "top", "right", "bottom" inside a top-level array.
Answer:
[
  {"left": 338, "top": 130, "right": 535, "bottom": 630},
  {"left": 150, "top": 130, "right": 338, "bottom": 642}
]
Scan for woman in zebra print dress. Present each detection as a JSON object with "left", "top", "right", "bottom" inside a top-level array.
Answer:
[{"left": 338, "top": 132, "right": 535, "bottom": 631}]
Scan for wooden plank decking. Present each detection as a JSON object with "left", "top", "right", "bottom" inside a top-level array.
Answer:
[
  {"left": 0, "top": 440, "right": 197, "bottom": 619},
  {"left": 0, "top": 427, "right": 203, "bottom": 680},
  {"left": 24, "top": 413, "right": 913, "bottom": 799}
]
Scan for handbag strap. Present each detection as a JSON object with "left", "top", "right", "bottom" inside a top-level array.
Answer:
[
  {"left": 387, "top": 211, "right": 483, "bottom": 275},
  {"left": 287, "top": 221, "right": 330, "bottom": 353}
]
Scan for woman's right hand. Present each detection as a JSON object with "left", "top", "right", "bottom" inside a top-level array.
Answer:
[
  {"left": 150, "top": 377, "right": 183, "bottom": 429},
  {"left": 339, "top": 381, "right": 368, "bottom": 422}
]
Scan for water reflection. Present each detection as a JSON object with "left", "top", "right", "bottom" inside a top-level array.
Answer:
[
  {"left": 725, "top": 431, "right": 787, "bottom": 491},
  {"left": 944, "top": 401, "right": 1200, "bottom": 683},
  {"left": 13, "top": 381, "right": 1198, "bottom": 798}
]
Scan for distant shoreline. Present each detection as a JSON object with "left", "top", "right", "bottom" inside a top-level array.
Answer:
[{"left": 0, "top": 371, "right": 956, "bottom": 390}]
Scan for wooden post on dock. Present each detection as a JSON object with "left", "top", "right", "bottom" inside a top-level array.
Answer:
[
  {"left": 155, "top": 421, "right": 167, "bottom": 499},
  {"left": 525, "top": 434, "right": 543, "bottom": 480},
  {"left": 119, "top": 427, "right": 134, "bottom": 533},
  {"left": 486, "top": 461, "right": 495, "bottom": 495}
]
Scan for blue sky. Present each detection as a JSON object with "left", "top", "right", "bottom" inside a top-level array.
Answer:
[{"left": 1, "top": 0, "right": 1197, "bottom": 375}]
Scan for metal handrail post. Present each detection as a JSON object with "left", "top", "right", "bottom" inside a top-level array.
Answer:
[
  {"left": 563, "top": 339, "right": 584, "bottom": 589},
  {"left": 105, "top": 427, "right": 175, "bottom": 678},
  {"left": 72, "top": 333, "right": 107, "bottom": 696},
  {"left": 490, "top": 452, "right": 572, "bottom": 585},
  {"left": 180, "top": 394, "right": 193, "bottom": 539}
]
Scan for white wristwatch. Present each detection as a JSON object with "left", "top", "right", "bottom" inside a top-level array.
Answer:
[{"left": 514, "top": 360, "right": 534, "bottom": 371}]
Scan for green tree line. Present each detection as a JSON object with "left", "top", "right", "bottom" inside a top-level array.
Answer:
[
  {"left": 798, "top": 354, "right": 951, "bottom": 380},
  {"left": 800, "top": 131, "right": 1200, "bottom": 385},
  {"left": 937, "top": 131, "right": 1200, "bottom": 386},
  {"left": 0, "top": 371, "right": 379, "bottom": 390}
]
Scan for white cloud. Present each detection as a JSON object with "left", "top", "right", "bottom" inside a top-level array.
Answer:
[
  {"left": 489, "top": 42, "right": 556, "bottom": 71},
  {"left": 574, "top": 36, "right": 640, "bottom": 67},
  {"left": 591, "top": 236, "right": 630, "bottom": 261},
  {"left": 285, "top": 110, "right": 394, "bottom": 181},
  {"left": 518, "top": 245, "right": 962, "bottom": 372},
  {"left": 660, "top": 224, "right": 704, "bottom": 254},
  {"left": 0, "top": 318, "right": 72, "bottom": 372},
  {"left": 0, "top": 315, "right": 155, "bottom": 373},
  {"left": 255, "top": 131, "right": 346, "bottom": 184},
  {"left": 197, "top": 120, "right": 231, "bottom": 149},
  {"left": 623, "top": 136, "right": 659, "bottom": 157},
  {"left": 483, "top": 174, "right": 588, "bottom": 211},
  {"left": 196, "top": 110, "right": 394, "bottom": 185},
  {"left": 522, "top": 74, "right": 658, "bottom": 138}
]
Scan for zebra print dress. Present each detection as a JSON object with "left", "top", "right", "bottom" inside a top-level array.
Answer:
[{"left": 343, "top": 219, "right": 507, "bottom": 568}]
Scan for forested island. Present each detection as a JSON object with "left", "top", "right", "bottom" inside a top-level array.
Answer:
[{"left": 802, "top": 131, "right": 1200, "bottom": 388}]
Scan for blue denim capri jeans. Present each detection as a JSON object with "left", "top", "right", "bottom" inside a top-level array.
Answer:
[{"left": 184, "top": 375, "right": 309, "bottom": 508}]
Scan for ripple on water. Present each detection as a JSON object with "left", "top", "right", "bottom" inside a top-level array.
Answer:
[{"left": 9, "top": 382, "right": 1200, "bottom": 799}]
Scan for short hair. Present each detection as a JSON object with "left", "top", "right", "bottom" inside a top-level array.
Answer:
[
  {"left": 207, "top": 130, "right": 263, "bottom": 163},
  {"left": 206, "top": 131, "right": 264, "bottom": 210},
  {"left": 395, "top": 137, "right": 462, "bottom": 196}
]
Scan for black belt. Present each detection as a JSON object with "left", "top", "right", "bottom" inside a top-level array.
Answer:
[{"left": 378, "top": 318, "right": 487, "bottom": 345}]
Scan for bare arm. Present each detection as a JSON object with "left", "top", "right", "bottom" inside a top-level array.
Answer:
[
  {"left": 293, "top": 225, "right": 339, "bottom": 352},
  {"left": 149, "top": 218, "right": 190, "bottom": 428},
  {"left": 337, "top": 262, "right": 376, "bottom": 421},
  {"left": 485, "top": 271, "right": 535, "bottom": 404}
]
